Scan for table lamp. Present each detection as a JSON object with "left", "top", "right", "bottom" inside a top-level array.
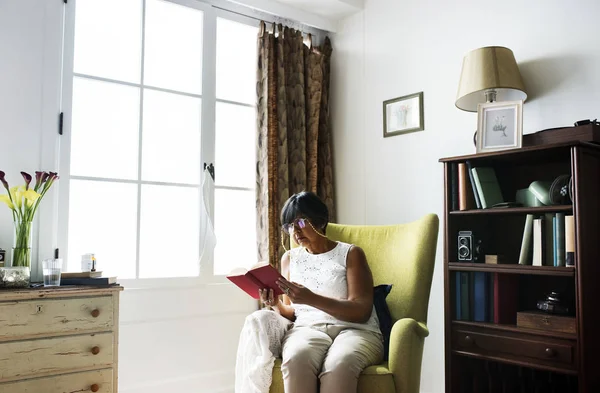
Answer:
[{"left": 456, "top": 46, "right": 527, "bottom": 112}]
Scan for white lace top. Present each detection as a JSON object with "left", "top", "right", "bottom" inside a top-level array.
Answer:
[{"left": 288, "top": 241, "right": 381, "bottom": 334}]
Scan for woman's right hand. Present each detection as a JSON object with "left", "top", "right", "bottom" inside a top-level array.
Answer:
[{"left": 259, "top": 288, "right": 279, "bottom": 308}]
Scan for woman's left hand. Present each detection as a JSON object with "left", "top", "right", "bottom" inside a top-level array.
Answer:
[{"left": 276, "top": 277, "right": 314, "bottom": 305}]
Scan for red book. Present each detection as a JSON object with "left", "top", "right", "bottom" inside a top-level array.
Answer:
[
  {"left": 493, "top": 273, "right": 519, "bottom": 324},
  {"left": 226, "top": 263, "right": 285, "bottom": 299}
]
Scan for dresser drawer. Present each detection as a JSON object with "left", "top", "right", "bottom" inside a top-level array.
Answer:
[
  {"left": 0, "top": 369, "right": 113, "bottom": 393},
  {"left": 0, "top": 333, "right": 114, "bottom": 382},
  {"left": 0, "top": 296, "right": 113, "bottom": 340},
  {"left": 452, "top": 327, "right": 576, "bottom": 370}
]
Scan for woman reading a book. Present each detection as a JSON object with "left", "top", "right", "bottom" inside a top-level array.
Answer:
[{"left": 239, "top": 191, "right": 383, "bottom": 393}]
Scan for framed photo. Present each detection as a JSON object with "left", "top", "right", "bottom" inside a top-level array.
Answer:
[
  {"left": 383, "top": 92, "right": 424, "bottom": 138},
  {"left": 477, "top": 100, "right": 523, "bottom": 153}
]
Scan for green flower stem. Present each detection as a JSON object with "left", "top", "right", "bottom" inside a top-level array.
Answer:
[{"left": 12, "top": 220, "right": 32, "bottom": 267}]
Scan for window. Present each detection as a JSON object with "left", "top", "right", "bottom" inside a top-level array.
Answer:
[{"left": 59, "top": 0, "right": 258, "bottom": 282}]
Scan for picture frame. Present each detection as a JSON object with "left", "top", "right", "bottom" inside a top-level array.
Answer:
[
  {"left": 476, "top": 100, "right": 523, "bottom": 153},
  {"left": 383, "top": 92, "right": 424, "bottom": 138}
]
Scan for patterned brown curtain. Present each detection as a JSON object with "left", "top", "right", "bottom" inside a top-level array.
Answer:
[{"left": 256, "top": 22, "right": 335, "bottom": 270}]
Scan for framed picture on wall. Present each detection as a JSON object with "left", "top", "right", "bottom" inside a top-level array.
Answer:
[
  {"left": 476, "top": 100, "right": 523, "bottom": 153},
  {"left": 383, "top": 91, "right": 424, "bottom": 138}
]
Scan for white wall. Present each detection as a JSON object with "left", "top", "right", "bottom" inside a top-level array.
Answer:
[
  {"left": 331, "top": 0, "right": 600, "bottom": 392},
  {"left": 1, "top": 2, "right": 256, "bottom": 392}
]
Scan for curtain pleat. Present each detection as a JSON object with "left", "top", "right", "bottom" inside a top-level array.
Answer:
[{"left": 256, "top": 22, "right": 335, "bottom": 269}]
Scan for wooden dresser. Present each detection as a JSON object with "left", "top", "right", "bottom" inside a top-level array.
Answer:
[{"left": 0, "top": 286, "right": 123, "bottom": 393}]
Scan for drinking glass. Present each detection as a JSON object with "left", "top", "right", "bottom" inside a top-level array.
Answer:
[{"left": 42, "top": 258, "right": 63, "bottom": 287}]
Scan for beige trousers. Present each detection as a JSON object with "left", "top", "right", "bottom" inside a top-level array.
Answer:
[{"left": 281, "top": 324, "right": 383, "bottom": 393}]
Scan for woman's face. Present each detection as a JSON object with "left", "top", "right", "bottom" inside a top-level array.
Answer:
[{"left": 284, "top": 217, "right": 323, "bottom": 247}]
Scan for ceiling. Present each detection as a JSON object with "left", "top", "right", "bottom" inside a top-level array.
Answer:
[{"left": 271, "top": 0, "right": 363, "bottom": 21}]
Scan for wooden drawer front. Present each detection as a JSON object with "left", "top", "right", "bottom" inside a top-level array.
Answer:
[
  {"left": 0, "top": 333, "right": 114, "bottom": 382},
  {"left": 0, "top": 296, "right": 113, "bottom": 340},
  {"left": 453, "top": 328, "right": 575, "bottom": 368},
  {"left": 0, "top": 369, "right": 113, "bottom": 393}
]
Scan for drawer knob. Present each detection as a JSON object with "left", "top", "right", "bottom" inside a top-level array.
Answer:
[
  {"left": 91, "top": 309, "right": 100, "bottom": 318},
  {"left": 91, "top": 346, "right": 100, "bottom": 355},
  {"left": 464, "top": 335, "right": 474, "bottom": 346},
  {"left": 545, "top": 347, "right": 556, "bottom": 357},
  {"left": 91, "top": 384, "right": 100, "bottom": 392}
]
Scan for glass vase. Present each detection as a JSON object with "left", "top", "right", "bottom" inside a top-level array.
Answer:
[{"left": 12, "top": 220, "right": 33, "bottom": 268}]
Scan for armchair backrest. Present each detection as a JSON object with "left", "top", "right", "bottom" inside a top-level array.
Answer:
[{"left": 326, "top": 214, "right": 439, "bottom": 323}]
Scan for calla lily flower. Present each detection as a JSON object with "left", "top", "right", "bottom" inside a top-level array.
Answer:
[
  {"left": 0, "top": 171, "right": 8, "bottom": 191},
  {"left": 34, "top": 171, "right": 43, "bottom": 191},
  {"left": 21, "top": 172, "right": 32, "bottom": 191},
  {"left": 0, "top": 195, "right": 14, "bottom": 210}
]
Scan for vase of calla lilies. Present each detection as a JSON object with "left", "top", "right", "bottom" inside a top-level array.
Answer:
[{"left": 0, "top": 171, "right": 59, "bottom": 268}]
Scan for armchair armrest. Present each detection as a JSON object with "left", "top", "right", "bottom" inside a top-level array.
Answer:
[{"left": 388, "top": 318, "right": 429, "bottom": 393}]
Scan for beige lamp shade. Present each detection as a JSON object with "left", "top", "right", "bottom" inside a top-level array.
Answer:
[{"left": 455, "top": 46, "right": 527, "bottom": 112}]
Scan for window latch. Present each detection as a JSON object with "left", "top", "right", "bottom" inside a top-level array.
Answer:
[{"left": 203, "top": 163, "right": 215, "bottom": 181}]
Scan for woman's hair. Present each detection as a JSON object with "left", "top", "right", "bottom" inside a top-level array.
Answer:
[{"left": 280, "top": 191, "right": 329, "bottom": 232}]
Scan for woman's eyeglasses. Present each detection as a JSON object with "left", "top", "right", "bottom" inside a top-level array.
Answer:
[{"left": 281, "top": 218, "right": 307, "bottom": 234}]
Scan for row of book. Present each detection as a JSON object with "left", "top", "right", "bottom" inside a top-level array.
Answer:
[
  {"left": 455, "top": 272, "right": 518, "bottom": 323},
  {"left": 518, "top": 213, "right": 575, "bottom": 267},
  {"left": 451, "top": 162, "right": 504, "bottom": 210}
]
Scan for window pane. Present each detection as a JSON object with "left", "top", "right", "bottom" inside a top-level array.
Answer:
[
  {"left": 74, "top": 0, "right": 142, "bottom": 83},
  {"left": 71, "top": 77, "right": 140, "bottom": 179},
  {"left": 67, "top": 180, "right": 138, "bottom": 278},
  {"left": 213, "top": 189, "right": 257, "bottom": 275},
  {"left": 215, "top": 102, "right": 255, "bottom": 188},
  {"left": 142, "top": 89, "right": 201, "bottom": 184},
  {"left": 139, "top": 184, "right": 199, "bottom": 278},
  {"left": 144, "top": 0, "right": 203, "bottom": 94},
  {"left": 216, "top": 18, "right": 258, "bottom": 105}
]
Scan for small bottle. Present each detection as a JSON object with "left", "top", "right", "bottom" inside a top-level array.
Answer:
[{"left": 81, "top": 253, "right": 94, "bottom": 272}]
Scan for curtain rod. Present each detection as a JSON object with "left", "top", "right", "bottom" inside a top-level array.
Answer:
[{"left": 200, "top": 0, "right": 330, "bottom": 37}]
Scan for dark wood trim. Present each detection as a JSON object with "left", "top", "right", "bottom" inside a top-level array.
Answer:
[
  {"left": 573, "top": 146, "right": 600, "bottom": 393},
  {"left": 443, "top": 162, "right": 453, "bottom": 393},
  {"left": 448, "top": 262, "right": 575, "bottom": 276},
  {"left": 449, "top": 205, "right": 573, "bottom": 216},
  {"left": 452, "top": 351, "right": 578, "bottom": 376},
  {"left": 452, "top": 320, "right": 577, "bottom": 340},
  {"left": 439, "top": 141, "right": 600, "bottom": 163}
]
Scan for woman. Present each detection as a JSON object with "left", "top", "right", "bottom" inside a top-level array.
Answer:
[{"left": 260, "top": 191, "right": 383, "bottom": 393}]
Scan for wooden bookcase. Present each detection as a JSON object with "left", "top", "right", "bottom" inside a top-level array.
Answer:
[{"left": 440, "top": 141, "right": 600, "bottom": 393}]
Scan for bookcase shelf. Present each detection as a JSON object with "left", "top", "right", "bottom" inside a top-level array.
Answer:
[
  {"left": 452, "top": 320, "right": 577, "bottom": 340},
  {"left": 449, "top": 205, "right": 573, "bottom": 216},
  {"left": 448, "top": 262, "right": 576, "bottom": 277},
  {"left": 441, "top": 142, "right": 600, "bottom": 393}
]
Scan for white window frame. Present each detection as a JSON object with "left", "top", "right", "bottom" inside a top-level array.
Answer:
[{"left": 58, "top": 0, "right": 259, "bottom": 289}]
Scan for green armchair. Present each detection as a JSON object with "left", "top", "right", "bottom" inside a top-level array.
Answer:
[{"left": 269, "top": 214, "right": 439, "bottom": 393}]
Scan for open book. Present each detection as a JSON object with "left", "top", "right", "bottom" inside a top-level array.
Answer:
[{"left": 226, "top": 263, "right": 284, "bottom": 299}]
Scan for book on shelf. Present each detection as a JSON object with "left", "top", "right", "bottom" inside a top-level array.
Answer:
[
  {"left": 518, "top": 214, "right": 534, "bottom": 265},
  {"left": 465, "top": 161, "right": 482, "bottom": 209},
  {"left": 493, "top": 273, "right": 518, "bottom": 324},
  {"left": 555, "top": 213, "right": 566, "bottom": 267},
  {"left": 532, "top": 217, "right": 544, "bottom": 267},
  {"left": 470, "top": 167, "right": 504, "bottom": 209},
  {"left": 226, "top": 263, "right": 285, "bottom": 299},
  {"left": 565, "top": 215, "right": 575, "bottom": 267},
  {"left": 457, "top": 163, "right": 476, "bottom": 211}
]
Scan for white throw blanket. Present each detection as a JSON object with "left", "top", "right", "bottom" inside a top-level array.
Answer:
[{"left": 235, "top": 309, "right": 292, "bottom": 393}]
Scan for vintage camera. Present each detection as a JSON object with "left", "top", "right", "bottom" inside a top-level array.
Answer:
[
  {"left": 457, "top": 231, "right": 483, "bottom": 262},
  {"left": 537, "top": 291, "right": 570, "bottom": 315}
]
